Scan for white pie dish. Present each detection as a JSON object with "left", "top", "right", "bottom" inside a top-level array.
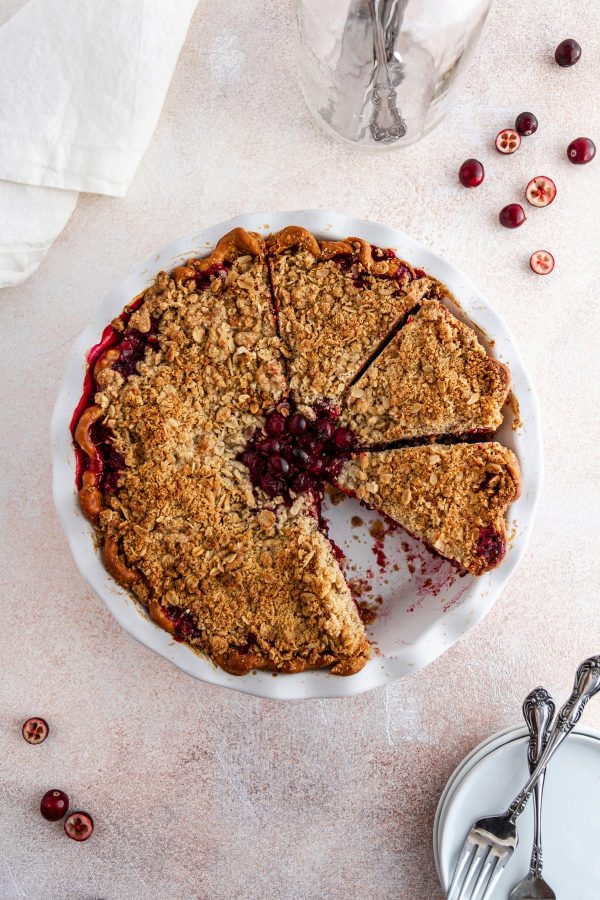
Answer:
[{"left": 51, "top": 209, "right": 542, "bottom": 700}]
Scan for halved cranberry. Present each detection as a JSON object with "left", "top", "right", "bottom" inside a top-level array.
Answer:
[
  {"left": 495, "top": 129, "right": 521, "bottom": 154},
  {"left": 555, "top": 38, "right": 581, "bottom": 67},
  {"left": 268, "top": 455, "right": 290, "bottom": 476},
  {"left": 525, "top": 176, "right": 556, "bottom": 208},
  {"left": 333, "top": 427, "right": 357, "bottom": 450},
  {"left": 307, "top": 457, "right": 323, "bottom": 475},
  {"left": 567, "top": 137, "right": 596, "bottom": 165},
  {"left": 40, "top": 789, "right": 69, "bottom": 821},
  {"left": 530, "top": 250, "right": 555, "bottom": 275},
  {"left": 499, "top": 204, "right": 526, "bottom": 228},
  {"left": 515, "top": 111, "right": 538, "bottom": 136},
  {"left": 22, "top": 717, "right": 49, "bottom": 744},
  {"left": 265, "top": 412, "right": 286, "bottom": 436},
  {"left": 458, "top": 158, "right": 485, "bottom": 187},
  {"left": 64, "top": 811, "right": 94, "bottom": 842},
  {"left": 287, "top": 413, "right": 307, "bottom": 435}
]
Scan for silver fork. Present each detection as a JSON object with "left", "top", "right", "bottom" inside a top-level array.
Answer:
[
  {"left": 509, "top": 687, "right": 556, "bottom": 900},
  {"left": 447, "top": 655, "right": 600, "bottom": 900}
]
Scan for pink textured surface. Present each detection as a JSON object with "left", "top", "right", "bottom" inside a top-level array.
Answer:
[{"left": 1, "top": 2, "right": 600, "bottom": 897}]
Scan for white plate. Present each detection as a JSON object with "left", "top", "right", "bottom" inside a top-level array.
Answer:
[
  {"left": 437, "top": 727, "right": 600, "bottom": 898},
  {"left": 51, "top": 209, "right": 542, "bottom": 700}
]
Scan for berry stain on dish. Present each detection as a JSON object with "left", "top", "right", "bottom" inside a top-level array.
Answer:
[
  {"left": 499, "top": 204, "right": 526, "bottom": 229},
  {"left": 22, "top": 717, "right": 49, "bottom": 744},
  {"left": 40, "top": 789, "right": 69, "bottom": 821},
  {"left": 567, "top": 137, "right": 596, "bottom": 165}
]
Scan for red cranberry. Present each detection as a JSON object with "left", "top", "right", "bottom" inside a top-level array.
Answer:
[
  {"left": 458, "top": 158, "right": 484, "bottom": 187},
  {"left": 240, "top": 451, "right": 265, "bottom": 478},
  {"left": 307, "top": 457, "right": 323, "bottom": 475},
  {"left": 495, "top": 129, "right": 521, "bottom": 154},
  {"left": 314, "top": 419, "right": 334, "bottom": 440},
  {"left": 260, "top": 473, "right": 285, "bottom": 498},
  {"left": 290, "top": 472, "right": 310, "bottom": 493},
  {"left": 265, "top": 412, "right": 286, "bottom": 436},
  {"left": 525, "top": 176, "right": 556, "bottom": 208},
  {"left": 268, "top": 455, "right": 290, "bottom": 476},
  {"left": 333, "top": 427, "right": 357, "bottom": 450},
  {"left": 22, "top": 717, "right": 49, "bottom": 744},
  {"left": 287, "top": 413, "right": 307, "bottom": 435},
  {"left": 40, "top": 789, "right": 69, "bottom": 821},
  {"left": 555, "top": 38, "right": 581, "bottom": 67},
  {"left": 499, "top": 204, "right": 526, "bottom": 228},
  {"left": 256, "top": 437, "right": 281, "bottom": 454},
  {"left": 567, "top": 137, "right": 596, "bottom": 164},
  {"left": 292, "top": 447, "right": 310, "bottom": 468},
  {"left": 515, "top": 112, "right": 538, "bottom": 136},
  {"left": 64, "top": 811, "right": 94, "bottom": 842},
  {"left": 530, "top": 250, "right": 555, "bottom": 275}
]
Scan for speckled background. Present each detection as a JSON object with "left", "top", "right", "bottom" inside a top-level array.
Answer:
[{"left": 1, "top": 2, "right": 600, "bottom": 898}]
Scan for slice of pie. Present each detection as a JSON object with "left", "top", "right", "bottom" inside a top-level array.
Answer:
[
  {"left": 336, "top": 443, "right": 521, "bottom": 575},
  {"left": 267, "top": 225, "right": 436, "bottom": 406},
  {"left": 339, "top": 300, "right": 511, "bottom": 446}
]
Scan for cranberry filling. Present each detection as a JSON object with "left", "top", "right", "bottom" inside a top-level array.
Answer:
[
  {"left": 165, "top": 605, "right": 201, "bottom": 642},
  {"left": 333, "top": 245, "right": 416, "bottom": 291},
  {"left": 88, "top": 422, "right": 125, "bottom": 494},
  {"left": 239, "top": 401, "right": 358, "bottom": 503},
  {"left": 475, "top": 526, "right": 505, "bottom": 567},
  {"left": 194, "top": 262, "right": 230, "bottom": 291}
]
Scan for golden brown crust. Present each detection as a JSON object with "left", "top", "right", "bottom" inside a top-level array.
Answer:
[
  {"left": 104, "top": 536, "right": 139, "bottom": 587},
  {"left": 337, "top": 443, "right": 521, "bottom": 575},
  {"left": 340, "top": 300, "right": 511, "bottom": 444}
]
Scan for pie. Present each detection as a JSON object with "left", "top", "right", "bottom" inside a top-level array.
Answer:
[{"left": 72, "top": 224, "right": 521, "bottom": 676}]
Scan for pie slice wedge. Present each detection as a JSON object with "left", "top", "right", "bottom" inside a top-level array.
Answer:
[
  {"left": 336, "top": 443, "right": 521, "bottom": 575},
  {"left": 267, "top": 225, "right": 436, "bottom": 406},
  {"left": 339, "top": 300, "right": 511, "bottom": 446}
]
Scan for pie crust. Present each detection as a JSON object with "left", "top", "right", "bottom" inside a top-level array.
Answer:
[{"left": 72, "top": 225, "right": 521, "bottom": 676}]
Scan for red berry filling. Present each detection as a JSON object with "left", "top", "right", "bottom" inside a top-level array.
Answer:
[
  {"left": 22, "top": 717, "right": 49, "bottom": 744},
  {"left": 239, "top": 401, "right": 358, "bottom": 503},
  {"left": 165, "top": 605, "right": 201, "bottom": 642},
  {"left": 194, "top": 262, "right": 230, "bottom": 292},
  {"left": 475, "top": 526, "right": 505, "bottom": 567}
]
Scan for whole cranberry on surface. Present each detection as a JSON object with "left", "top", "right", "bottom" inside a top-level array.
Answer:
[
  {"left": 22, "top": 717, "right": 49, "bottom": 744},
  {"left": 458, "top": 158, "right": 484, "bottom": 187},
  {"left": 515, "top": 112, "right": 538, "bottom": 136},
  {"left": 499, "top": 204, "right": 526, "bottom": 229},
  {"left": 40, "top": 789, "right": 69, "bottom": 821},
  {"left": 555, "top": 38, "right": 582, "bottom": 67},
  {"left": 64, "top": 811, "right": 94, "bottom": 842},
  {"left": 567, "top": 137, "right": 596, "bottom": 164}
]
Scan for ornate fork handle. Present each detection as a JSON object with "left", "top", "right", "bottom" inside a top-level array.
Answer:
[
  {"left": 508, "top": 656, "right": 600, "bottom": 822},
  {"left": 522, "top": 687, "right": 555, "bottom": 877}
]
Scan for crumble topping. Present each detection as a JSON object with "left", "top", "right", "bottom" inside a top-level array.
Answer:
[
  {"left": 337, "top": 443, "right": 521, "bottom": 576},
  {"left": 339, "top": 300, "right": 511, "bottom": 444}
]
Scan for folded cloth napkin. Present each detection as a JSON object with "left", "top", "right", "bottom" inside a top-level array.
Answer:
[{"left": 0, "top": 0, "right": 198, "bottom": 288}]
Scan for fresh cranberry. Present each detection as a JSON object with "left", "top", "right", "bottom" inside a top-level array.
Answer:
[
  {"left": 495, "top": 129, "right": 521, "bottom": 154},
  {"left": 567, "top": 137, "right": 596, "bottom": 164},
  {"left": 40, "top": 790, "right": 69, "bottom": 821},
  {"left": 555, "top": 38, "right": 581, "bottom": 67},
  {"left": 525, "top": 176, "right": 556, "bottom": 208},
  {"left": 458, "top": 158, "right": 484, "bottom": 187},
  {"left": 265, "top": 412, "right": 286, "bottom": 436},
  {"left": 22, "top": 717, "right": 49, "bottom": 744},
  {"left": 64, "top": 811, "right": 94, "bottom": 842},
  {"left": 499, "top": 204, "right": 526, "bottom": 228},
  {"left": 287, "top": 413, "right": 307, "bottom": 435},
  {"left": 515, "top": 112, "right": 538, "bottom": 136},
  {"left": 333, "top": 427, "right": 357, "bottom": 450},
  {"left": 530, "top": 250, "right": 555, "bottom": 275},
  {"left": 268, "top": 455, "right": 290, "bottom": 476}
]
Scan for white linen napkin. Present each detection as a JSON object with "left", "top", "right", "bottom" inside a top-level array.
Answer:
[{"left": 0, "top": 0, "right": 198, "bottom": 288}]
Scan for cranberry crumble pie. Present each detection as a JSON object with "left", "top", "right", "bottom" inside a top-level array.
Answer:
[{"left": 72, "top": 225, "right": 521, "bottom": 676}]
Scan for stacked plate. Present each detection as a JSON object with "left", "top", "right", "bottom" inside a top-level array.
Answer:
[{"left": 434, "top": 725, "right": 600, "bottom": 898}]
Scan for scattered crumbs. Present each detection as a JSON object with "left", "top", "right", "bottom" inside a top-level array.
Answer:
[
  {"left": 508, "top": 391, "right": 522, "bottom": 430},
  {"left": 373, "top": 539, "right": 387, "bottom": 571},
  {"left": 356, "top": 601, "right": 378, "bottom": 625},
  {"left": 351, "top": 515, "right": 364, "bottom": 528},
  {"left": 369, "top": 518, "right": 385, "bottom": 540},
  {"left": 347, "top": 577, "right": 373, "bottom": 598},
  {"left": 325, "top": 484, "right": 345, "bottom": 505}
]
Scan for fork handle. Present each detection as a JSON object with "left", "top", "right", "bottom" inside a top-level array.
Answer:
[
  {"left": 522, "top": 687, "right": 555, "bottom": 876},
  {"left": 508, "top": 655, "right": 600, "bottom": 822}
]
